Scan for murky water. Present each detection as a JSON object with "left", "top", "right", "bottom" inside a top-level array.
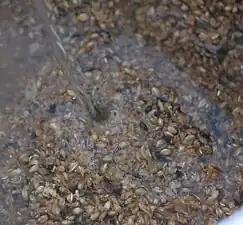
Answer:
[
  {"left": 0, "top": 0, "right": 242, "bottom": 224},
  {"left": 0, "top": 2, "right": 52, "bottom": 111},
  {"left": 0, "top": 1, "right": 52, "bottom": 224},
  {"left": 76, "top": 33, "right": 242, "bottom": 196}
]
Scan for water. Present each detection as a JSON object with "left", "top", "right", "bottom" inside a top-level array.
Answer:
[{"left": 0, "top": 0, "right": 242, "bottom": 224}]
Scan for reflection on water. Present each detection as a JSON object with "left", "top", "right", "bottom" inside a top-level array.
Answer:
[
  {"left": 95, "top": 34, "right": 242, "bottom": 193},
  {"left": 106, "top": 34, "right": 237, "bottom": 141}
]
